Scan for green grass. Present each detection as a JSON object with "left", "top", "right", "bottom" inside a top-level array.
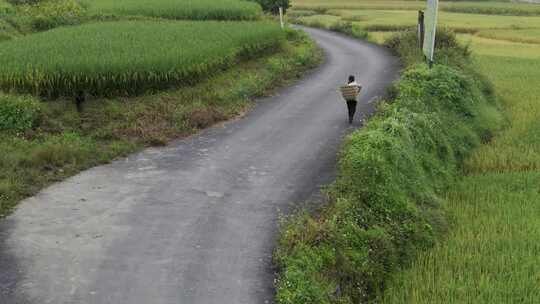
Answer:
[
  {"left": 369, "top": 31, "right": 398, "bottom": 44},
  {"left": 83, "top": 0, "right": 262, "bottom": 20},
  {"left": 0, "top": 18, "right": 20, "bottom": 41},
  {"left": 0, "top": 30, "right": 322, "bottom": 216},
  {"left": 0, "top": 93, "right": 41, "bottom": 133},
  {"left": 0, "top": 20, "right": 285, "bottom": 97},
  {"left": 463, "top": 44, "right": 540, "bottom": 173},
  {"left": 458, "top": 34, "right": 540, "bottom": 59},
  {"left": 382, "top": 172, "right": 540, "bottom": 303}
]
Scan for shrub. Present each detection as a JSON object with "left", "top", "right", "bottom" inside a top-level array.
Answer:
[
  {"left": 383, "top": 27, "right": 471, "bottom": 67},
  {"left": 20, "top": 0, "right": 84, "bottom": 31},
  {"left": 251, "top": 0, "right": 289, "bottom": 14},
  {"left": 0, "top": 93, "right": 41, "bottom": 133},
  {"left": 287, "top": 9, "right": 316, "bottom": 18},
  {"left": 328, "top": 21, "right": 368, "bottom": 40}
]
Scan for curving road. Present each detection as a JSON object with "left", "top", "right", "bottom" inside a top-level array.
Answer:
[{"left": 0, "top": 27, "right": 399, "bottom": 304}]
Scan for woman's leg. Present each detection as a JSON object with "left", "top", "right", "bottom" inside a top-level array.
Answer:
[{"left": 347, "top": 100, "right": 357, "bottom": 124}]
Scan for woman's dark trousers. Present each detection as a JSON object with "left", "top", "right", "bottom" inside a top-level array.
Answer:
[{"left": 346, "top": 100, "right": 357, "bottom": 124}]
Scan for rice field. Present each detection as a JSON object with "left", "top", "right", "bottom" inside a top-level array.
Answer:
[
  {"left": 477, "top": 28, "right": 540, "bottom": 44},
  {"left": 382, "top": 172, "right": 540, "bottom": 303},
  {"left": 83, "top": 0, "right": 262, "bottom": 20},
  {"left": 459, "top": 34, "right": 540, "bottom": 59},
  {"left": 0, "top": 20, "right": 285, "bottom": 96},
  {"left": 296, "top": 9, "right": 540, "bottom": 32},
  {"left": 461, "top": 38, "right": 540, "bottom": 172},
  {"left": 293, "top": 0, "right": 540, "bottom": 16}
]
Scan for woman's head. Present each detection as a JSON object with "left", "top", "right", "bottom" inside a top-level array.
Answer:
[{"left": 348, "top": 75, "right": 355, "bottom": 83}]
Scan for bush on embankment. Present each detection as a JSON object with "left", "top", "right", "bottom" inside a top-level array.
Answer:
[
  {"left": 0, "top": 93, "right": 41, "bottom": 133},
  {"left": 274, "top": 29, "right": 502, "bottom": 303},
  {"left": 251, "top": 0, "right": 290, "bottom": 15}
]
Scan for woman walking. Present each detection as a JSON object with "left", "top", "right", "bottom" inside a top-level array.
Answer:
[{"left": 344, "top": 75, "right": 361, "bottom": 124}]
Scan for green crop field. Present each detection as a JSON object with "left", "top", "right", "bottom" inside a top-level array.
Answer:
[
  {"left": 0, "top": 20, "right": 285, "bottom": 97},
  {"left": 477, "top": 28, "right": 540, "bottom": 44},
  {"left": 292, "top": 0, "right": 540, "bottom": 16},
  {"left": 83, "top": 0, "right": 262, "bottom": 20},
  {"left": 297, "top": 9, "right": 540, "bottom": 32},
  {"left": 282, "top": 0, "right": 540, "bottom": 302}
]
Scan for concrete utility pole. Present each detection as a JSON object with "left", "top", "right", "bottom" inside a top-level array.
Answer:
[
  {"left": 279, "top": 7, "right": 284, "bottom": 29},
  {"left": 423, "top": 0, "right": 439, "bottom": 68}
]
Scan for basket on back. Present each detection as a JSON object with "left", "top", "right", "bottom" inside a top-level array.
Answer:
[{"left": 340, "top": 85, "right": 362, "bottom": 101}]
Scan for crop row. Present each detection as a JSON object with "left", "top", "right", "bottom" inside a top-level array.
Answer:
[
  {"left": 0, "top": 20, "right": 285, "bottom": 97},
  {"left": 82, "top": 0, "right": 262, "bottom": 21}
]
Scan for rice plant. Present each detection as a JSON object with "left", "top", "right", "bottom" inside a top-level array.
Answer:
[
  {"left": 0, "top": 20, "right": 285, "bottom": 97},
  {"left": 83, "top": 0, "right": 262, "bottom": 21}
]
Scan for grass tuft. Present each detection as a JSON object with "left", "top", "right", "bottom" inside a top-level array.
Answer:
[{"left": 0, "top": 93, "right": 41, "bottom": 133}]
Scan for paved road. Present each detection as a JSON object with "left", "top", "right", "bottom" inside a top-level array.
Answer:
[{"left": 0, "top": 27, "right": 399, "bottom": 304}]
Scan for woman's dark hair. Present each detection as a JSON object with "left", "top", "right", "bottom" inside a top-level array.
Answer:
[{"left": 348, "top": 75, "right": 355, "bottom": 83}]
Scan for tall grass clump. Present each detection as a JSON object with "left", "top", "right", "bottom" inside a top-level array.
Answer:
[
  {"left": 0, "top": 0, "right": 13, "bottom": 14},
  {"left": 1, "top": 0, "right": 84, "bottom": 32},
  {"left": 0, "top": 93, "right": 41, "bottom": 133},
  {"left": 0, "top": 20, "right": 285, "bottom": 97},
  {"left": 83, "top": 0, "right": 262, "bottom": 21},
  {"left": 274, "top": 30, "right": 502, "bottom": 304}
]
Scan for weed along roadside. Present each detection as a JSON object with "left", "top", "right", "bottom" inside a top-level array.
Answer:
[
  {"left": 0, "top": 0, "right": 321, "bottom": 216},
  {"left": 274, "top": 26, "right": 503, "bottom": 303}
]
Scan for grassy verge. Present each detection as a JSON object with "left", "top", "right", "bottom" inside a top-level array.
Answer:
[
  {"left": 274, "top": 29, "right": 502, "bottom": 304},
  {"left": 0, "top": 30, "right": 322, "bottom": 216}
]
